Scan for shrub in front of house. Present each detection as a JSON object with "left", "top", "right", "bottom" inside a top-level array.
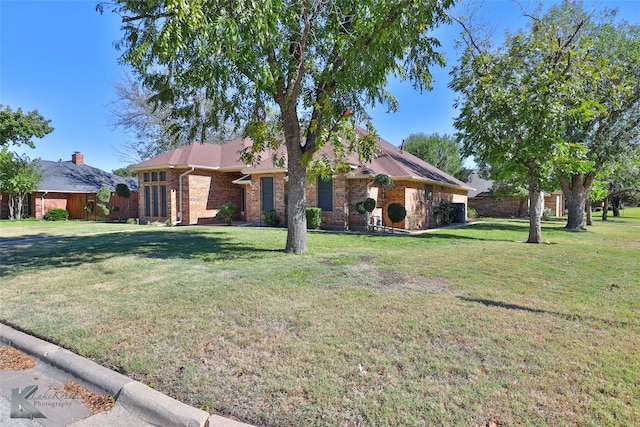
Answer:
[
  {"left": 262, "top": 209, "right": 280, "bottom": 227},
  {"left": 306, "top": 208, "right": 322, "bottom": 229},
  {"left": 467, "top": 207, "right": 477, "bottom": 219},
  {"left": 363, "top": 197, "right": 376, "bottom": 213},
  {"left": 434, "top": 200, "right": 455, "bottom": 226},
  {"left": 219, "top": 202, "right": 237, "bottom": 225},
  {"left": 44, "top": 208, "right": 69, "bottom": 221},
  {"left": 387, "top": 203, "right": 407, "bottom": 226}
]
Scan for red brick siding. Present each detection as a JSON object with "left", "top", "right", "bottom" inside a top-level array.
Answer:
[{"left": 245, "top": 172, "right": 288, "bottom": 224}]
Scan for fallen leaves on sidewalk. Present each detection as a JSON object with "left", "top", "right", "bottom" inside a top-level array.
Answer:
[
  {"left": 59, "top": 381, "right": 115, "bottom": 415},
  {"left": 0, "top": 345, "right": 36, "bottom": 370}
]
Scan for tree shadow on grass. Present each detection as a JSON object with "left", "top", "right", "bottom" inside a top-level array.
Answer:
[
  {"left": 414, "top": 222, "right": 566, "bottom": 242},
  {"left": 457, "top": 296, "right": 637, "bottom": 328},
  {"left": 0, "top": 229, "right": 283, "bottom": 277}
]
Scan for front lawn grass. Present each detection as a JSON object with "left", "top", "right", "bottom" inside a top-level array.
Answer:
[{"left": 1, "top": 211, "right": 639, "bottom": 426}]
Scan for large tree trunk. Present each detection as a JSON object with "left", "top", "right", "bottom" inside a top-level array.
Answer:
[
  {"left": 282, "top": 108, "right": 308, "bottom": 254},
  {"left": 560, "top": 172, "right": 596, "bottom": 231},
  {"left": 527, "top": 185, "right": 543, "bottom": 243},
  {"left": 585, "top": 198, "right": 593, "bottom": 226},
  {"left": 611, "top": 196, "right": 622, "bottom": 217}
]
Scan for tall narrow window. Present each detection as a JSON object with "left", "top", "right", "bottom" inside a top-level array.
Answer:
[
  {"left": 152, "top": 186, "right": 159, "bottom": 216},
  {"left": 261, "top": 176, "right": 274, "bottom": 211},
  {"left": 317, "top": 177, "right": 333, "bottom": 211},
  {"left": 144, "top": 186, "right": 151, "bottom": 216},
  {"left": 160, "top": 185, "right": 167, "bottom": 217}
]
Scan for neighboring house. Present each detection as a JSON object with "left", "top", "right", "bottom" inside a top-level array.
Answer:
[
  {"left": 1, "top": 152, "right": 139, "bottom": 220},
  {"left": 129, "top": 128, "right": 473, "bottom": 231},
  {"left": 466, "top": 170, "right": 564, "bottom": 218}
]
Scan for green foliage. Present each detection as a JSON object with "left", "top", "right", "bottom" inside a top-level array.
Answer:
[
  {"left": 115, "top": 184, "right": 131, "bottom": 199},
  {"left": 355, "top": 200, "right": 366, "bottom": 215},
  {"left": 262, "top": 210, "right": 280, "bottom": 227},
  {"left": 112, "top": 167, "right": 137, "bottom": 178},
  {"left": 0, "top": 104, "right": 53, "bottom": 148},
  {"left": 127, "top": 218, "right": 137, "bottom": 225},
  {"left": 434, "top": 200, "right": 455, "bottom": 226},
  {"left": 452, "top": 2, "right": 640, "bottom": 235},
  {"left": 44, "top": 208, "right": 69, "bottom": 221},
  {"left": 404, "top": 133, "right": 471, "bottom": 181},
  {"left": 467, "top": 207, "right": 477, "bottom": 219},
  {"left": 219, "top": 202, "right": 237, "bottom": 225},
  {"left": 363, "top": 198, "right": 376, "bottom": 213},
  {"left": 97, "top": 203, "right": 110, "bottom": 217},
  {"left": 306, "top": 208, "right": 322, "bottom": 230},
  {"left": 105, "top": 0, "right": 455, "bottom": 253},
  {"left": 96, "top": 186, "right": 111, "bottom": 203},
  {"left": 0, "top": 148, "right": 43, "bottom": 219},
  {"left": 373, "top": 174, "right": 395, "bottom": 190},
  {"left": 387, "top": 203, "right": 407, "bottom": 225}
]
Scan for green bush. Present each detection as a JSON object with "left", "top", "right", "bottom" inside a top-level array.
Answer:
[
  {"left": 434, "top": 200, "right": 455, "bottom": 226},
  {"left": 44, "top": 208, "right": 69, "bottom": 221},
  {"left": 467, "top": 207, "right": 477, "bottom": 219},
  {"left": 219, "top": 202, "right": 237, "bottom": 225},
  {"left": 387, "top": 203, "right": 407, "bottom": 225},
  {"left": 126, "top": 218, "right": 137, "bottom": 225},
  {"left": 262, "top": 209, "right": 280, "bottom": 227},
  {"left": 363, "top": 197, "right": 376, "bottom": 213},
  {"left": 306, "top": 208, "right": 322, "bottom": 229},
  {"left": 355, "top": 200, "right": 366, "bottom": 215}
]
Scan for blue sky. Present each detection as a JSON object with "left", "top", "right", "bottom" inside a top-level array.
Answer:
[{"left": 2, "top": 0, "right": 639, "bottom": 173}]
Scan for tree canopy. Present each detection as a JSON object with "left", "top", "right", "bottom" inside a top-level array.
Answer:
[
  {"left": 403, "top": 132, "right": 471, "bottom": 182},
  {"left": 0, "top": 148, "right": 42, "bottom": 219},
  {"left": 0, "top": 105, "right": 53, "bottom": 148},
  {"left": 451, "top": 1, "right": 640, "bottom": 242},
  {"left": 103, "top": 0, "right": 455, "bottom": 253}
]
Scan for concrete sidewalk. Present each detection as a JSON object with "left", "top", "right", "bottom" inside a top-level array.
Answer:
[{"left": 0, "top": 324, "right": 253, "bottom": 427}]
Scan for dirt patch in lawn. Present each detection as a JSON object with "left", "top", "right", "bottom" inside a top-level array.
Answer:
[{"left": 0, "top": 345, "right": 36, "bottom": 370}]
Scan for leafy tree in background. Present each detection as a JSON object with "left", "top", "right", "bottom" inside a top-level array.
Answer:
[
  {"left": 403, "top": 133, "right": 471, "bottom": 182},
  {"left": 598, "top": 147, "right": 640, "bottom": 219},
  {"left": 0, "top": 104, "right": 53, "bottom": 148},
  {"left": 451, "top": 1, "right": 640, "bottom": 242},
  {"left": 101, "top": 0, "right": 454, "bottom": 253},
  {"left": 551, "top": 6, "right": 640, "bottom": 230},
  {"left": 0, "top": 148, "right": 42, "bottom": 219},
  {"left": 112, "top": 167, "right": 137, "bottom": 178}
]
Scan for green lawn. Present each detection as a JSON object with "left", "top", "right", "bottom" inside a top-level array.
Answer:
[{"left": 1, "top": 211, "right": 639, "bottom": 426}]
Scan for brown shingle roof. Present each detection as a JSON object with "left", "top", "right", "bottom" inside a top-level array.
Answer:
[{"left": 130, "top": 128, "right": 472, "bottom": 191}]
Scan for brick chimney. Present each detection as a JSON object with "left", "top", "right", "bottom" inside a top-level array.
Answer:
[{"left": 71, "top": 152, "right": 84, "bottom": 164}]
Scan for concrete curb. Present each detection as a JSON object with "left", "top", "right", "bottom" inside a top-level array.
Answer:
[{"left": 0, "top": 324, "right": 213, "bottom": 426}]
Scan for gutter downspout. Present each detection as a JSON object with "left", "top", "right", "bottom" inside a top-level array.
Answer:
[
  {"left": 40, "top": 191, "right": 48, "bottom": 219},
  {"left": 175, "top": 167, "right": 195, "bottom": 225}
]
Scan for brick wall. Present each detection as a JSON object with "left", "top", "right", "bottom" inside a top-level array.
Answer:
[
  {"left": 184, "top": 170, "right": 243, "bottom": 224},
  {"left": 245, "top": 172, "right": 288, "bottom": 224}
]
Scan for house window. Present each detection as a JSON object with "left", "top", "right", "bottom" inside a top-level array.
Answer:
[
  {"left": 160, "top": 185, "right": 167, "bottom": 217},
  {"left": 159, "top": 171, "right": 167, "bottom": 181},
  {"left": 144, "top": 172, "right": 150, "bottom": 182},
  {"left": 152, "top": 186, "right": 159, "bottom": 216},
  {"left": 152, "top": 172, "right": 158, "bottom": 182},
  {"left": 144, "top": 181, "right": 167, "bottom": 218},
  {"left": 144, "top": 186, "right": 151, "bottom": 216},
  {"left": 317, "top": 177, "right": 333, "bottom": 211},
  {"left": 261, "top": 176, "right": 274, "bottom": 211}
]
